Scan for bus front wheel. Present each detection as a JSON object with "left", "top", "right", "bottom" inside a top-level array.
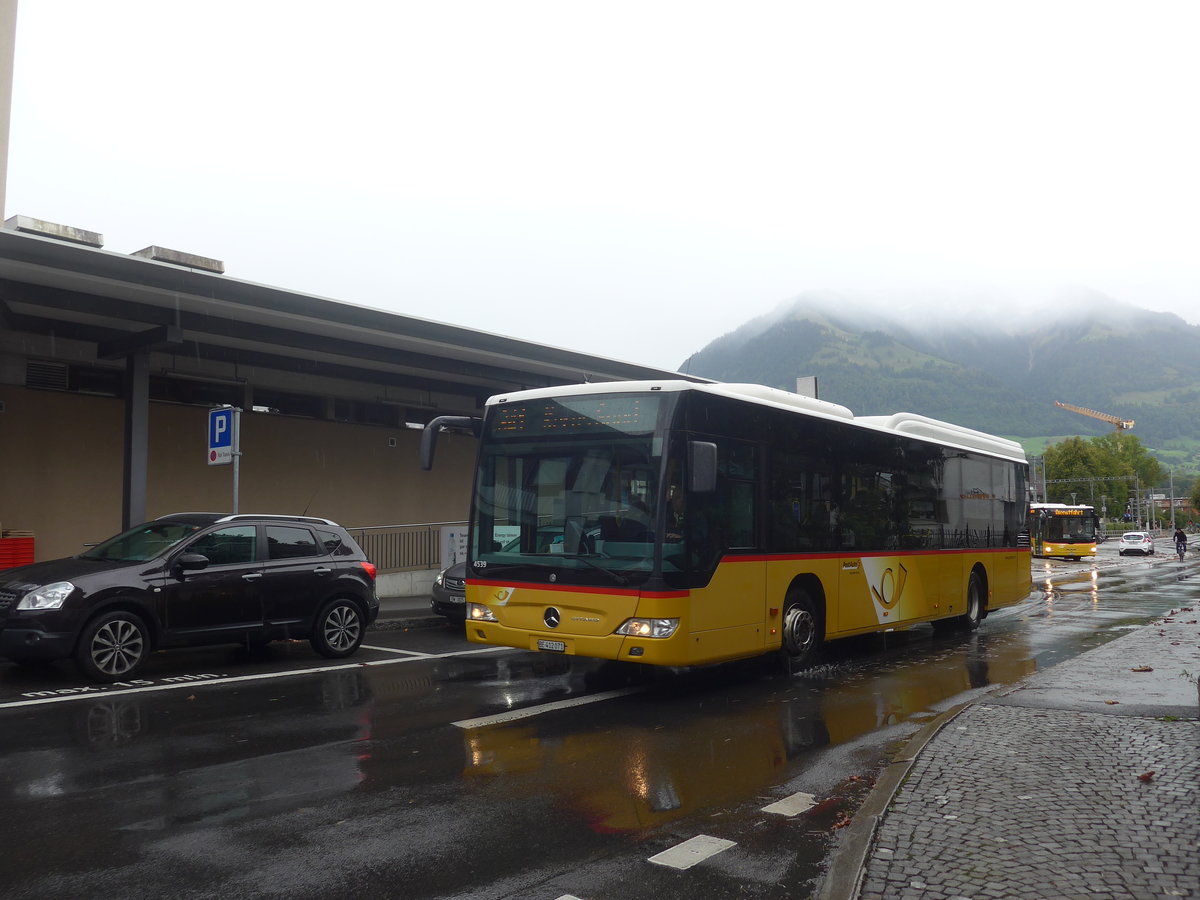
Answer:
[
  {"left": 780, "top": 589, "right": 822, "bottom": 670},
  {"left": 934, "top": 571, "right": 984, "bottom": 633},
  {"left": 962, "top": 571, "right": 985, "bottom": 630}
]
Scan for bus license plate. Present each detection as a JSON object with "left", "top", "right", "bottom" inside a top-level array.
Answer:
[{"left": 537, "top": 639, "right": 567, "bottom": 653}]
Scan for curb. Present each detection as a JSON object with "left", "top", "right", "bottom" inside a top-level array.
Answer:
[{"left": 815, "top": 699, "right": 977, "bottom": 900}]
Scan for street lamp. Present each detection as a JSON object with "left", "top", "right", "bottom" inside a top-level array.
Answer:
[
  {"left": 1135, "top": 474, "right": 1141, "bottom": 529},
  {"left": 1168, "top": 467, "right": 1175, "bottom": 528}
]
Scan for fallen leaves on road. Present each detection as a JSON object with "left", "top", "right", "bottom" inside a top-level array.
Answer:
[
  {"left": 1137, "top": 771, "right": 1155, "bottom": 783},
  {"left": 832, "top": 812, "right": 852, "bottom": 830},
  {"left": 1104, "top": 700, "right": 1120, "bottom": 705},
  {"left": 1130, "top": 666, "right": 1154, "bottom": 672}
]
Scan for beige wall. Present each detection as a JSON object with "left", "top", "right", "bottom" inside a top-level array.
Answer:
[{"left": 0, "top": 385, "right": 477, "bottom": 560}]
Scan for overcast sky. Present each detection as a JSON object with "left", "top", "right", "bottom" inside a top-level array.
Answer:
[{"left": 8, "top": 1, "right": 1199, "bottom": 372}]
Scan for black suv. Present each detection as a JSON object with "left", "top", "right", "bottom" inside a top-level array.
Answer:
[{"left": 0, "top": 513, "right": 379, "bottom": 681}]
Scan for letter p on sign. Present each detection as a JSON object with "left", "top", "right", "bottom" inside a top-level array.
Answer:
[{"left": 208, "top": 407, "right": 234, "bottom": 466}]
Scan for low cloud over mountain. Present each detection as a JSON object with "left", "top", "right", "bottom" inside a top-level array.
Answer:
[{"left": 682, "top": 292, "right": 1200, "bottom": 453}]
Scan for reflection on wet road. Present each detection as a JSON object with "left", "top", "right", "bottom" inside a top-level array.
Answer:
[{"left": 0, "top": 550, "right": 1195, "bottom": 899}]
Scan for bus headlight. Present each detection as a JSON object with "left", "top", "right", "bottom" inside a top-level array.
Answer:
[
  {"left": 615, "top": 617, "right": 679, "bottom": 639},
  {"left": 467, "top": 603, "right": 498, "bottom": 623}
]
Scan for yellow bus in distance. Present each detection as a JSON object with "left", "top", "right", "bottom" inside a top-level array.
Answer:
[
  {"left": 421, "top": 381, "right": 1032, "bottom": 669},
  {"left": 1026, "top": 503, "right": 1099, "bottom": 559}
]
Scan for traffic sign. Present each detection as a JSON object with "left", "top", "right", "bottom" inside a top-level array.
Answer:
[{"left": 208, "top": 407, "right": 235, "bottom": 466}]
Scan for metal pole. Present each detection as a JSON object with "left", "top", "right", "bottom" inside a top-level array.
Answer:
[
  {"left": 1169, "top": 468, "right": 1175, "bottom": 528},
  {"left": 121, "top": 350, "right": 150, "bottom": 528},
  {"left": 1135, "top": 474, "right": 1140, "bottom": 530},
  {"left": 232, "top": 407, "right": 242, "bottom": 514}
]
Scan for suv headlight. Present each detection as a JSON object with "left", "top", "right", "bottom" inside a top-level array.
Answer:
[
  {"left": 615, "top": 617, "right": 680, "bottom": 639},
  {"left": 17, "top": 581, "right": 76, "bottom": 611}
]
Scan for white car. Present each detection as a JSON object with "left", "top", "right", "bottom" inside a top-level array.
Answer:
[{"left": 1118, "top": 532, "right": 1155, "bottom": 556}]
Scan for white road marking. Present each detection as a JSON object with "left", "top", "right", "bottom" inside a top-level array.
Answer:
[
  {"left": 647, "top": 834, "right": 736, "bottom": 870},
  {"left": 0, "top": 662, "right": 363, "bottom": 709},
  {"left": 364, "top": 646, "right": 509, "bottom": 665},
  {"left": 0, "top": 645, "right": 512, "bottom": 709},
  {"left": 360, "top": 644, "right": 434, "bottom": 656},
  {"left": 762, "top": 791, "right": 817, "bottom": 816},
  {"left": 452, "top": 687, "right": 642, "bottom": 729}
]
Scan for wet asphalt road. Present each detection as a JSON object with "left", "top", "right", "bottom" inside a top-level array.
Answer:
[{"left": 0, "top": 545, "right": 1195, "bottom": 899}]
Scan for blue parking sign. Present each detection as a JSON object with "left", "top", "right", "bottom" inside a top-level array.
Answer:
[{"left": 208, "top": 407, "right": 234, "bottom": 466}]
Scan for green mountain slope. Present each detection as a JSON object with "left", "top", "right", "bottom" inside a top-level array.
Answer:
[{"left": 683, "top": 295, "right": 1200, "bottom": 457}]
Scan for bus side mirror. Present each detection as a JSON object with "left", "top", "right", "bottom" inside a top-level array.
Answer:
[
  {"left": 688, "top": 441, "right": 718, "bottom": 493},
  {"left": 420, "top": 415, "right": 482, "bottom": 470}
]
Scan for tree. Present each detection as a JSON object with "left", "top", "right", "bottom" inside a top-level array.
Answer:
[
  {"left": 1090, "top": 432, "right": 1165, "bottom": 488},
  {"left": 1042, "top": 437, "right": 1101, "bottom": 504},
  {"left": 1043, "top": 433, "right": 1165, "bottom": 517}
]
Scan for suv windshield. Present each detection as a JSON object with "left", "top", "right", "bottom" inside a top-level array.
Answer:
[{"left": 81, "top": 520, "right": 205, "bottom": 562}]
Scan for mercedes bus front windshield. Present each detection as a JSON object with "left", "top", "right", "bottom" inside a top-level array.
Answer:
[
  {"left": 470, "top": 391, "right": 680, "bottom": 586},
  {"left": 1044, "top": 509, "right": 1098, "bottom": 542}
]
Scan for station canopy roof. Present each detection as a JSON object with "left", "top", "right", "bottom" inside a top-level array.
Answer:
[{"left": 0, "top": 225, "right": 704, "bottom": 418}]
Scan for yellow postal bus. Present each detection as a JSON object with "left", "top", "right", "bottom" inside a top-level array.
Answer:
[
  {"left": 1026, "top": 503, "right": 1099, "bottom": 559},
  {"left": 421, "top": 381, "right": 1031, "bottom": 669}
]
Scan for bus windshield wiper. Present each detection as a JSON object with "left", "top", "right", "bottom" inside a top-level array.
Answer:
[
  {"left": 557, "top": 553, "right": 629, "bottom": 585},
  {"left": 475, "top": 562, "right": 546, "bottom": 579}
]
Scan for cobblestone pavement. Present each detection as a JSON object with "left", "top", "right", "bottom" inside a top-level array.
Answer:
[
  {"left": 822, "top": 609, "right": 1200, "bottom": 900},
  {"left": 858, "top": 705, "right": 1199, "bottom": 899}
]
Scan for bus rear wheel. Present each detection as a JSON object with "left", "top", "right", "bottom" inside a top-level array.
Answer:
[{"left": 779, "top": 588, "right": 822, "bottom": 670}]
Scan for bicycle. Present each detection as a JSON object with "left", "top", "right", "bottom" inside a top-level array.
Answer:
[{"left": 1177, "top": 541, "right": 1188, "bottom": 563}]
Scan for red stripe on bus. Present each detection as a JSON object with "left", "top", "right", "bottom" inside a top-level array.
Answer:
[
  {"left": 722, "top": 547, "right": 1027, "bottom": 563},
  {"left": 468, "top": 578, "right": 689, "bottom": 599},
  {"left": 469, "top": 547, "right": 1026, "bottom": 596}
]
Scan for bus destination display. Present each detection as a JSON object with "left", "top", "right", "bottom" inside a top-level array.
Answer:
[{"left": 490, "top": 395, "right": 662, "bottom": 438}]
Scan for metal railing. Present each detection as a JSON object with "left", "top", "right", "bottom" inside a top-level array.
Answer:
[{"left": 346, "top": 521, "right": 466, "bottom": 574}]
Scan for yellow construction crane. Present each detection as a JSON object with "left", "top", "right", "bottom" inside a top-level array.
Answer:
[{"left": 1054, "top": 401, "right": 1134, "bottom": 432}]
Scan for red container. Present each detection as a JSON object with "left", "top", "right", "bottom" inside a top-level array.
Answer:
[{"left": 0, "top": 537, "right": 35, "bottom": 570}]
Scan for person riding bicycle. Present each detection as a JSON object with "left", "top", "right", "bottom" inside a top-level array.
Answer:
[{"left": 1175, "top": 527, "right": 1188, "bottom": 556}]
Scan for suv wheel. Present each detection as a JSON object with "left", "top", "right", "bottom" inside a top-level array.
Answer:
[
  {"left": 76, "top": 610, "right": 150, "bottom": 682},
  {"left": 311, "top": 598, "right": 365, "bottom": 658}
]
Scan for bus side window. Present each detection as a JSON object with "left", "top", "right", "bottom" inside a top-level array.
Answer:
[
  {"left": 767, "top": 451, "right": 835, "bottom": 552},
  {"left": 703, "top": 438, "right": 759, "bottom": 553}
]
